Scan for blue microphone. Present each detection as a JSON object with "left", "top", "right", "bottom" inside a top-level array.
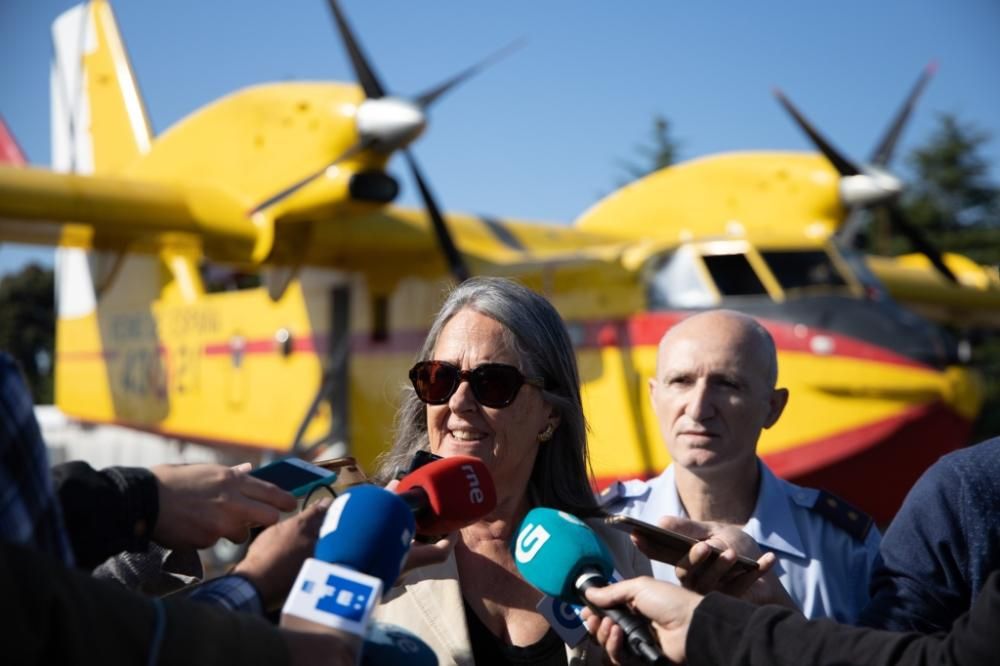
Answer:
[
  {"left": 282, "top": 485, "right": 415, "bottom": 643},
  {"left": 362, "top": 622, "right": 438, "bottom": 666},
  {"left": 514, "top": 508, "right": 666, "bottom": 665},
  {"left": 313, "top": 484, "right": 416, "bottom": 590}
]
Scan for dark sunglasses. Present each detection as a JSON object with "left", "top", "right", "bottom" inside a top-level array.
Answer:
[{"left": 409, "top": 360, "right": 546, "bottom": 408}]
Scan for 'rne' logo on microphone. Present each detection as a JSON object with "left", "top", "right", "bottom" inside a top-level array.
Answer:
[
  {"left": 462, "top": 464, "right": 485, "bottom": 504},
  {"left": 515, "top": 523, "right": 550, "bottom": 563}
]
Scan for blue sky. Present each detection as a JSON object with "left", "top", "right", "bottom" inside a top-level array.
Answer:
[{"left": 1, "top": 0, "right": 998, "bottom": 276}]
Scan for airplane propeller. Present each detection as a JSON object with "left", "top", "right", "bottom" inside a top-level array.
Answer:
[
  {"left": 868, "top": 61, "right": 937, "bottom": 167},
  {"left": 253, "top": 0, "right": 521, "bottom": 284},
  {"left": 773, "top": 62, "right": 957, "bottom": 284}
]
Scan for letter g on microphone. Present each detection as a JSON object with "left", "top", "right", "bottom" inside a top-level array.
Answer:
[{"left": 515, "top": 523, "right": 551, "bottom": 563}]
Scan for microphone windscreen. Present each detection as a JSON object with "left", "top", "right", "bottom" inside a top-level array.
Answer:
[
  {"left": 362, "top": 622, "right": 438, "bottom": 666},
  {"left": 314, "top": 484, "right": 415, "bottom": 589},
  {"left": 513, "top": 507, "right": 613, "bottom": 601},
  {"left": 395, "top": 455, "right": 497, "bottom": 533}
]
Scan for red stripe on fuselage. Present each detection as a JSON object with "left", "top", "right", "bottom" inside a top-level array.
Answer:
[
  {"left": 573, "top": 312, "right": 929, "bottom": 370},
  {"left": 592, "top": 400, "right": 971, "bottom": 524},
  {"left": 58, "top": 311, "right": 929, "bottom": 370},
  {"left": 202, "top": 336, "right": 318, "bottom": 356}
]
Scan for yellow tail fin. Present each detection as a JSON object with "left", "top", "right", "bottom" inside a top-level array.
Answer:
[{"left": 51, "top": 0, "right": 151, "bottom": 175}]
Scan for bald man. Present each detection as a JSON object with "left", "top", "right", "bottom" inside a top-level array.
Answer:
[{"left": 601, "top": 310, "right": 881, "bottom": 622}]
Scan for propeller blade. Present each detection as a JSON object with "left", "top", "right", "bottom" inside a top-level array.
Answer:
[
  {"left": 885, "top": 201, "right": 959, "bottom": 283},
  {"left": 403, "top": 149, "right": 470, "bottom": 283},
  {"left": 326, "top": 0, "right": 387, "bottom": 99},
  {"left": 248, "top": 139, "right": 371, "bottom": 215},
  {"left": 414, "top": 38, "right": 527, "bottom": 110},
  {"left": 773, "top": 88, "right": 862, "bottom": 176},
  {"left": 869, "top": 61, "right": 938, "bottom": 167}
]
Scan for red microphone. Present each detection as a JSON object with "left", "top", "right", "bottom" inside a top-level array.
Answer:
[{"left": 394, "top": 456, "right": 497, "bottom": 534}]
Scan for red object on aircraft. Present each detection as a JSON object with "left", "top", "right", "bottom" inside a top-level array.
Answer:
[{"left": 0, "top": 116, "right": 26, "bottom": 165}]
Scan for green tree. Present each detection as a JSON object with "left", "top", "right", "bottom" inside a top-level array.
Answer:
[
  {"left": 0, "top": 263, "right": 55, "bottom": 403},
  {"left": 904, "top": 113, "right": 999, "bottom": 236},
  {"left": 617, "top": 114, "right": 682, "bottom": 185},
  {"left": 897, "top": 113, "right": 1000, "bottom": 441}
]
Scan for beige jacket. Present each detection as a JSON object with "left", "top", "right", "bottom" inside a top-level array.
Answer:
[{"left": 374, "top": 518, "right": 652, "bottom": 666}]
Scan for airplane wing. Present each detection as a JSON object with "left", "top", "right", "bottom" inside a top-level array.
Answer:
[
  {"left": 0, "top": 163, "right": 626, "bottom": 287},
  {"left": 0, "top": 164, "right": 270, "bottom": 263},
  {"left": 867, "top": 252, "right": 1000, "bottom": 329},
  {"left": 291, "top": 202, "right": 627, "bottom": 279}
]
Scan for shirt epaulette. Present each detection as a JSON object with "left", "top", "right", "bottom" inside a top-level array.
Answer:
[
  {"left": 597, "top": 481, "right": 627, "bottom": 507},
  {"left": 597, "top": 479, "right": 652, "bottom": 510},
  {"left": 810, "top": 490, "right": 873, "bottom": 542}
]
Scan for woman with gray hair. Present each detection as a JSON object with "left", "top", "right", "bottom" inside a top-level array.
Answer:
[{"left": 374, "top": 277, "right": 650, "bottom": 666}]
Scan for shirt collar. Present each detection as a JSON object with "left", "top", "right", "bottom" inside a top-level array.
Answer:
[
  {"left": 743, "top": 461, "right": 806, "bottom": 559},
  {"left": 641, "top": 465, "right": 686, "bottom": 522}
]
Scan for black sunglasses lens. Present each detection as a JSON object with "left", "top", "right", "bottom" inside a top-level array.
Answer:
[
  {"left": 471, "top": 364, "right": 523, "bottom": 407},
  {"left": 411, "top": 362, "right": 458, "bottom": 404}
]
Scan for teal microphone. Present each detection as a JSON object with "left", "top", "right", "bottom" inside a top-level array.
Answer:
[{"left": 513, "top": 508, "right": 667, "bottom": 665}]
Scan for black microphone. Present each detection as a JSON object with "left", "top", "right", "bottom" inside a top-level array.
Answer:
[{"left": 575, "top": 571, "right": 664, "bottom": 664}]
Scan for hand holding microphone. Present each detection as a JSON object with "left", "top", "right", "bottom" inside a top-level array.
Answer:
[
  {"left": 580, "top": 577, "right": 702, "bottom": 665},
  {"left": 513, "top": 508, "right": 668, "bottom": 665}
]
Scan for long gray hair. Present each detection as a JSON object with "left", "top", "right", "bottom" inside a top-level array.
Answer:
[{"left": 375, "top": 277, "right": 598, "bottom": 515}]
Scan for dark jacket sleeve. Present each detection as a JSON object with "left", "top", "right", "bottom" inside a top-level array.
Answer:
[
  {"left": 859, "top": 458, "right": 969, "bottom": 632},
  {"left": 2, "top": 539, "right": 289, "bottom": 666},
  {"left": 51, "top": 461, "right": 160, "bottom": 569},
  {"left": 687, "top": 570, "right": 1000, "bottom": 666}
]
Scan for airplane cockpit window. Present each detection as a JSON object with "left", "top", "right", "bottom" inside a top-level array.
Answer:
[
  {"left": 761, "top": 250, "right": 847, "bottom": 290},
  {"left": 646, "top": 246, "right": 717, "bottom": 309},
  {"left": 701, "top": 254, "right": 768, "bottom": 296},
  {"left": 200, "top": 263, "right": 262, "bottom": 293}
]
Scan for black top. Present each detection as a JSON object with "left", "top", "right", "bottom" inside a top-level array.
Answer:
[
  {"left": 463, "top": 597, "right": 568, "bottom": 666},
  {"left": 689, "top": 569, "right": 1000, "bottom": 666},
  {"left": 51, "top": 461, "right": 160, "bottom": 569}
]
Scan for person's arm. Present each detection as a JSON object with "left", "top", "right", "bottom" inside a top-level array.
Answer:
[
  {"left": 859, "top": 461, "right": 969, "bottom": 633},
  {"left": 51, "top": 461, "right": 161, "bottom": 569},
  {"left": 150, "top": 462, "right": 297, "bottom": 549},
  {"left": 2, "top": 538, "right": 290, "bottom": 665},
  {"left": 52, "top": 461, "right": 298, "bottom": 570},
  {"left": 2, "top": 538, "right": 357, "bottom": 666},
  {"left": 583, "top": 573, "right": 1000, "bottom": 666}
]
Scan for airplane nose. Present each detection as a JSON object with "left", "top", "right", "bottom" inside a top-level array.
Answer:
[
  {"left": 355, "top": 97, "right": 427, "bottom": 152},
  {"left": 839, "top": 168, "right": 904, "bottom": 207}
]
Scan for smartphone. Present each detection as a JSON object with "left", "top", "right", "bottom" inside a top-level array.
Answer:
[
  {"left": 400, "top": 449, "right": 443, "bottom": 479},
  {"left": 604, "top": 514, "right": 759, "bottom": 574},
  {"left": 312, "top": 456, "right": 369, "bottom": 494},
  {"left": 250, "top": 457, "right": 337, "bottom": 497}
]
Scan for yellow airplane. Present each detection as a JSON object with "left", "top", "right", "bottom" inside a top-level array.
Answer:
[{"left": 1, "top": 0, "right": 995, "bottom": 524}]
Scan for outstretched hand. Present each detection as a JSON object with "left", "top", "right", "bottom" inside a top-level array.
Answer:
[
  {"left": 151, "top": 462, "right": 298, "bottom": 549},
  {"left": 234, "top": 497, "right": 332, "bottom": 610},
  {"left": 635, "top": 515, "right": 795, "bottom": 608}
]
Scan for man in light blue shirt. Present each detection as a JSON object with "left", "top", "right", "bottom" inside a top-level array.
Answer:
[{"left": 600, "top": 310, "right": 880, "bottom": 622}]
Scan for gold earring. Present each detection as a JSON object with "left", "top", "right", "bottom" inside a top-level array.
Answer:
[{"left": 538, "top": 423, "right": 555, "bottom": 443}]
